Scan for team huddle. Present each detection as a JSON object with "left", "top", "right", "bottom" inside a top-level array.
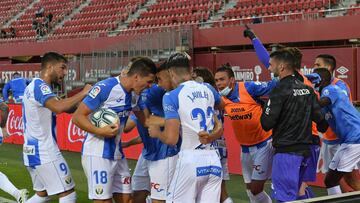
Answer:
[{"left": 0, "top": 28, "right": 359, "bottom": 203}]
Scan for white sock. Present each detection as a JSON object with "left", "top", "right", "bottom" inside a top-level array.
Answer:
[
  {"left": 26, "top": 194, "right": 51, "bottom": 203},
  {"left": 146, "top": 195, "right": 152, "bottom": 203},
  {"left": 59, "top": 191, "right": 77, "bottom": 203},
  {"left": 223, "top": 197, "right": 234, "bottom": 203},
  {"left": 327, "top": 185, "right": 342, "bottom": 195},
  {"left": 0, "top": 172, "right": 19, "bottom": 200},
  {"left": 246, "top": 189, "right": 253, "bottom": 202},
  {"left": 252, "top": 191, "right": 272, "bottom": 203}
]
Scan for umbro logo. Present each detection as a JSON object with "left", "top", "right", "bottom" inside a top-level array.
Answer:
[{"left": 336, "top": 66, "right": 349, "bottom": 75}]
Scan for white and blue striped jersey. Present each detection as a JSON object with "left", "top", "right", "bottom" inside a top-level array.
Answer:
[
  {"left": 163, "top": 81, "right": 221, "bottom": 150},
  {"left": 82, "top": 77, "right": 139, "bottom": 160},
  {"left": 22, "top": 78, "right": 59, "bottom": 167}
]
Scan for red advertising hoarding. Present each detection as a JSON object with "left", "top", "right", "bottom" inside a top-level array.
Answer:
[{"left": 3, "top": 104, "right": 326, "bottom": 187}]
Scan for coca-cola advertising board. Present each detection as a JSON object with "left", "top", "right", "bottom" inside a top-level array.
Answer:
[{"left": 3, "top": 104, "right": 327, "bottom": 187}]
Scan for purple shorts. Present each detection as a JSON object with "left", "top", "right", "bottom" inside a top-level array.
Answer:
[
  {"left": 272, "top": 153, "right": 311, "bottom": 202},
  {"left": 302, "top": 144, "right": 320, "bottom": 182}
]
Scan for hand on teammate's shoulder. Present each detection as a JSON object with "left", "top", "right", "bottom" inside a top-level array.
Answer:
[
  {"left": 148, "top": 124, "right": 161, "bottom": 138},
  {"left": 198, "top": 131, "right": 211, "bottom": 144},
  {"left": 81, "top": 84, "right": 93, "bottom": 95}
]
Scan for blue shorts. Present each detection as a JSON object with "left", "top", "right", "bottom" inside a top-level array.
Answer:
[
  {"left": 302, "top": 144, "right": 320, "bottom": 182},
  {"left": 272, "top": 153, "right": 311, "bottom": 202}
]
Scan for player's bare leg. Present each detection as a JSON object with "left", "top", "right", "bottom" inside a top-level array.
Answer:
[
  {"left": 133, "top": 190, "right": 149, "bottom": 203},
  {"left": 325, "top": 169, "right": 347, "bottom": 195},
  {"left": 93, "top": 199, "right": 112, "bottom": 203},
  {"left": 58, "top": 188, "right": 77, "bottom": 203},
  {"left": 344, "top": 170, "right": 360, "bottom": 191},
  {"left": 221, "top": 180, "right": 233, "bottom": 203},
  {"left": 151, "top": 199, "right": 164, "bottom": 203},
  {"left": 113, "top": 193, "right": 132, "bottom": 203}
]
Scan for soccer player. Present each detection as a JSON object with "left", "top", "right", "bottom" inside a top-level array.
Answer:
[
  {"left": 0, "top": 100, "right": 28, "bottom": 203},
  {"left": 148, "top": 52, "right": 223, "bottom": 202},
  {"left": 2, "top": 72, "right": 30, "bottom": 103},
  {"left": 22, "top": 52, "right": 92, "bottom": 203},
  {"left": 313, "top": 68, "right": 360, "bottom": 195},
  {"left": 134, "top": 62, "right": 181, "bottom": 203},
  {"left": 192, "top": 67, "right": 233, "bottom": 203},
  {"left": 244, "top": 27, "right": 321, "bottom": 198},
  {"left": 72, "top": 56, "right": 156, "bottom": 203},
  {"left": 214, "top": 64, "right": 276, "bottom": 203},
  {"left": 260, "top": 49, "right": 328, "bottom": 202},
  {"left": 313, "top": 54, "right": 360, "bottom": 191}
]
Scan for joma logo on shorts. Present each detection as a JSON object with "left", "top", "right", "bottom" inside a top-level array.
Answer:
[{"left": 229, "top": 113, "right": 252, "bottom": 120}]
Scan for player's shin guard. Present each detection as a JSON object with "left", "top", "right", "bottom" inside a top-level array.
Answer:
[
  {"left": 0, "top": 172, "right": 20, "bottom": 200},
  {"left": 327, "top": 185, "right": 342, "bottom": 195},
  {"left": 59, "top": 191, "right": 77, "bottom": 203},
  {"left": 26, "top": 194, "right": 51, "bottom": 203}
]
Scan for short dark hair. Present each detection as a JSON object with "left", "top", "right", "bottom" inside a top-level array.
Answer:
[
  {"left": 13, "top": 72, "right": 20, "bottom": 77},
  {"left": 284, "top": 47, "right": 302, "bottom": 70},
  {"left": 127, "top": 56, "right": 157, "bottom": 77},
  {"left": 270, "top": 49, "right": 295, "bottom": 70},
  {"left": 166, "top": 52, "right": 191, "bottom": 71},
  {"left": 156, "top": 61, "right": 168, "bottom": 73},
  {"left": 316, "top": 54, "right": 336, "bottom": 72},
  {"left": 41, "top": 52, "right": 67, "bottom": 69},
  {"left": 215, "top": 63, "right": 234, "bottom": 78},
  {"left": 313, "top": 68, "right": 331, "bottom": 84},
  {"left": 193, "top": 67, "right": 216, "bottom": 87}
]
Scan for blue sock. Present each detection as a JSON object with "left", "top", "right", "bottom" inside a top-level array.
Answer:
[
  {"left": 297, "top": 194, "right": 307, "bottom": 200},
  {"left": 305, "top": 187, "right": 315, "bottom": 198}
]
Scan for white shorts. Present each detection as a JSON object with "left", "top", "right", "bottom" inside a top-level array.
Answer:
[
  {"left": 329, "top": 143, "right": 360, "bottom": 172},
  {"left": 221, "top": 158, "right": 230, "bottom": 181},
  {"left": 27, "top": 156, "right": 75, "bottom": 195},
  {"left": 167, "top": 150, "right": 222, "bottom": 203},
  {"left": 320, "top": 143, "right": 339, "bottom": 173},
  {"left": 241, "top": 139, "right": 274, "bottom": 184},
  {"left": 132, "top": 153, "right": 150, "bottom": 192},
  {"left": 81, "top": 156, "right": 132, "bottom": 200},
  {"left": 148, "top": 155, "right": 178, "bottom": 200}
]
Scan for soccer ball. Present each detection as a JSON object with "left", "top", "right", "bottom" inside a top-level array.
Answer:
[{"left": 91, "top": 108, "right": 119, "bottom": 128}]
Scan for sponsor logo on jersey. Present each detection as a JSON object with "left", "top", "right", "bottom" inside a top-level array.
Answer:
[
  {"left": 230, "top": 107, "right": 245, "bottom": 113},
  {"left": 95, "top": 186, "right": 103, "bottom": 195},
  {"left": 293, "top": 89, "right": 310, "bottom": 96},
  {"left": 89, "top": 86, "right": 101, "bottom": 98},
  {"left": 23, "top": 145, "right": 35, "bottom": 155},
  {"left": 229, "top": 113, "right": 253, "bottom": 120},
  {"left": 196, "top": 165, "right": 222, "bottom": 177},
  {"left": 40, "top": 84, "right": 52, "bottom": 95}
]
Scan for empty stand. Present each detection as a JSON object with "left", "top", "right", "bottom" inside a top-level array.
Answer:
[
  {"left": 48, "top": 0, "right": 145, "bottom": 40},
  {"left": 127, "top": 0, "right": 223, "bottom": 33}
]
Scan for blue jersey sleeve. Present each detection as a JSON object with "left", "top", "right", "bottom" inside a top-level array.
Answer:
[
  {"left": 335, "top": 79, "right": 351, "bottom": 97},
  {"left": 162, "top": 92, "right": 179, "bottom": 120},
  {"left": 34, "top": 80, "right": 56, "bottom": 106},
  {"left": 321, "top": 86, "right": 338, "bottom": 105},
  {"left": 83, "top": 84, "right": 110, "bottom": 111},
  {"left": 252, "top": 38, "right": 270, "bottom": 68},
  {"left": 137, "top": 89, "right": 149, "bottom": 111},
  {"left": 204, "top": 83, "right": 221, "bottom": 106},
  {"left": 244, "top": 80, "right": 278, "bottom": 98}
]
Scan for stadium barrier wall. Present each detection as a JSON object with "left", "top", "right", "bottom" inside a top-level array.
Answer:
[
  {"left": 3, "top": 104, "right": 327, "bottom": 187},
  {"left": 194, "top": 47, "right": 358, "bottom": 100}
]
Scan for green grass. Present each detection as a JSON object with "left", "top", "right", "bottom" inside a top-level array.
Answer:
[{"left": 0, "top": 144, "right": 327, "bottom": 202}]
